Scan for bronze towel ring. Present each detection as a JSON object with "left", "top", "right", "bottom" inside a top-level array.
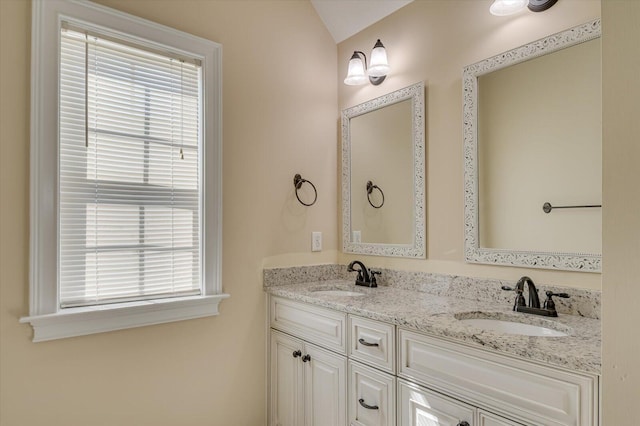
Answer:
[{"left": 294, "top": 174, "right": 317, "bottom": 206}]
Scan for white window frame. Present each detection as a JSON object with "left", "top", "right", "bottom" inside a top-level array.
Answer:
[{"left": 21, "top": 0, "right": 227, "bottom": 342}]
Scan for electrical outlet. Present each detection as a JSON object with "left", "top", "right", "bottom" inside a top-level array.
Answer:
[
  {"left": 312, "top": 232, "right": 322, "bottom": 252},
  {"left": 352, "top": 230, "right": 361, "bottom": 243}
]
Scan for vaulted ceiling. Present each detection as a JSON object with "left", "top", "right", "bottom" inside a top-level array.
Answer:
[{"left": 310, "top": 0, "right": 414, "bottom": 43}]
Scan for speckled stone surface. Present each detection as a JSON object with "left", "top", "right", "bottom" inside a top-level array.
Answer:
[
  {"left": 264, "top": 265, "right": 601, "bottom": 319},
  {"left": 263, "top": 264, "right": 349, "bottom": 287},
  {"left": 264, "top": 267, "right": 601, "bottom": 374}
]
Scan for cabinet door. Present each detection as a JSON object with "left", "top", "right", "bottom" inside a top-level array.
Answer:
[
  {"left": 349, "top": 360, "right": 396, "bottom": 426},
  {"left": 304, "top": 342, "right": 347, "bottom": 426},
  {"left": 398, "top": 379, "right": 475, "bottom": 426},
  {"left": 270, "top": 331, "right": 304, "bottom": 426}
]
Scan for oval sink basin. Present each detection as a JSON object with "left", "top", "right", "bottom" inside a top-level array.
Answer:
[
  {"left": 458, "top": 318, "right": 567, "bottom": 337},
  {"left": 311, "top": 290, "right": 365, "bottom": 297}
]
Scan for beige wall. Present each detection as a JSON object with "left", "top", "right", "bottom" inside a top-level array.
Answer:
[
  {"left": 338, "top": 0, "right": 602, "bottom": 290},
  {"left": 0, "top": 1, "right": 337, "bottom": 425},
  {"left": 601, "top": 0, "right": 640, "bottom": 421}
]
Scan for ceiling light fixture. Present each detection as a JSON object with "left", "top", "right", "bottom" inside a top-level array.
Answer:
[
  {"left": 489, "top": 0, "right": 558, "bottom": 16},
  {"left": 489, "top": 0, "right": 528, "bottom": 16},
  {"left": 344, "top": 39, "right": 390, "bottom": 86},
  {"left": 527, "top": 0, "right": 558, "bottom": 12}
]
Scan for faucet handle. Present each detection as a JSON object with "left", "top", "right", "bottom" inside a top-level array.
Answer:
[
  {"left": 370, "top": 270, "right": 381, "bottom": 287},
  {"left": 547, "top": 291, "right": 570, "bottom": 298},
  {"left": 501, "top": 285, "right": 526, "bottom": 309},
  {"left": 543, "top": 291, "right": 570, "bottom": 311}
]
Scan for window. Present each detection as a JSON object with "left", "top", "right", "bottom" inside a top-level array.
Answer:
[
  {"left": 59, "top": 27, "right": 203, "bottom": 307},
  {"left": 21, "top": 0, "right": 226, "bottom": 342}
]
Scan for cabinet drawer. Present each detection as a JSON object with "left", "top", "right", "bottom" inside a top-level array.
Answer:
[
  {"left": 479, "top": 410, "right": 525, "bottom": 426},
  {"left": 349, "top": 316, "right": 395, "bottom": 373},
  {"left": 398, "top": 329, "right": 598, "bottom": 426},
  {"left": 349, "top": 361, "right": 395, "bottom": 426},
  {"left": 398, "top": 379, "right": 475, "bottom": 426},
  {"left": 270, "top": 297, "right": 347, "bottom": 354}
]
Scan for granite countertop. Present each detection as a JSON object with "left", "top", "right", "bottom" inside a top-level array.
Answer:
[{"left": 265, "top": 279, "right": 601, "bottom": 375}]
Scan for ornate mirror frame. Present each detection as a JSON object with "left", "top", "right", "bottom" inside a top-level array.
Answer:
[
  {"left": 342, "top": 82, "right": 425, "bottom": 258},
  {"left": 463, "top": 19, "right": 601, "bottom": 272}
]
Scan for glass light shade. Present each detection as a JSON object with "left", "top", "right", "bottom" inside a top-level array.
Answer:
[
  {"left": 344, "top": 53, "right": 368, "bottom": 85},
  {"left": 489, "top": 0, "right": 528, "bottom": 16},
  {"left": 368, "top": 40, "right": 390, "bottom": 77}
]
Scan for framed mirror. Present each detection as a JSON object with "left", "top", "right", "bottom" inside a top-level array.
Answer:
[
  {"left": 342, "top": 82, "right": 425, "bottom": 258},
  {"left": 463, "top": 20, "right": 601, "bottom": 272}
]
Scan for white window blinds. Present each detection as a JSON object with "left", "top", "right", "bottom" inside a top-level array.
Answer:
[{"left": 59, "top": 27, "right": 203, "bottom": 308}]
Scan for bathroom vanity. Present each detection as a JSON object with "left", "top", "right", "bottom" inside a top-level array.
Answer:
[
  {"left": 271, "top": 20, "right": 604, "bottom": 425},
  {"left": 265, "top": 268, "right": 600, "bottom": 426}
]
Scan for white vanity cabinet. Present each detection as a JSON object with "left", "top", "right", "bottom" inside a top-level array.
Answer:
[
  {"left": 268, "top": 296, "right": 599, "bottom": 426},
  {"left": 269, "top": 298, "right": 348, "bottom": 426}
]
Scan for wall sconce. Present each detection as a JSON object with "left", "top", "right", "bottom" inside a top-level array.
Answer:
[
  {"left": 344, "top": 39, "right": 390, "bottom": 86},
  {"left": 489, "top": 0, "right": 557, "bottom": 16}
]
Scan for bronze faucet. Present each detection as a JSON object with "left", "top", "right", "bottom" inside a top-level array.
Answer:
[
  {"left": 347, "top": 261, "right": 380, "bottom": 288},
  {"left": 502, "top": 276, "right": 569, "bottom": 317}
]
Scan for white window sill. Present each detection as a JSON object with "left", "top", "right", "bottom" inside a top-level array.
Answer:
[{"left": 20, "top": 294, "right": 230, "bottom": 342}]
